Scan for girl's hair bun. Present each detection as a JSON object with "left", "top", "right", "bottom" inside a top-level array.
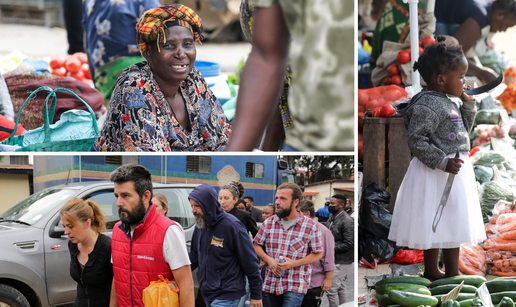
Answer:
[{"left": 436, "top": 35, "right": 446, "bottom": 43}]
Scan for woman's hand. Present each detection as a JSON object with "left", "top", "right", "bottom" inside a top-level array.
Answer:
[{"left": 445, "top": 158, "right": 464, "bottom": 174}]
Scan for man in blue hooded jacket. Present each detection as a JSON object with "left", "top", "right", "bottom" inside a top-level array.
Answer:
[{"left": 189, "top": 184, "right": 263, "bottom": 307}]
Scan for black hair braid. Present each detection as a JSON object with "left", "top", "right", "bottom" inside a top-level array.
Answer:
[{"left": 413, "top": 35, "right": 465, "bottom": 83}]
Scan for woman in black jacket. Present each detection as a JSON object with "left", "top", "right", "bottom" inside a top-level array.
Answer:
[
  {"left": 60, "top": 197, "right": 113, "bottom": 307},
  {"left": 219, "top": 181, "right": 258, "bottom": 238}
]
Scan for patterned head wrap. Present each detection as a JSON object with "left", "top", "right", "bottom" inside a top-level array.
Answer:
[{"left": 136, "top": 4, "right": 203, "bottom": 56}]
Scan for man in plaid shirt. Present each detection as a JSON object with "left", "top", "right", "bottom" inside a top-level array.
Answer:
[{"left": 254, "top": 183, "right": 323, "bottom": 307}]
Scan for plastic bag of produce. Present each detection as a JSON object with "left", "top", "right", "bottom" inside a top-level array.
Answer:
[
  {"left": 474, "top": 165, "right": 494, "bottom": 184},
  {"left": 472, "top": 151, "right": 506, "bottom": 166},
  {"left": 459, "top": 245, "right": 486, "bottom": 276},
  {"left": 475, "top": 109, "right": 502, "bottom": 125}
]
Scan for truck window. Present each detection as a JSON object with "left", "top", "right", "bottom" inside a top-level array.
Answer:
[
  {"left": 245, "top": 162, "right": 264, "bottom": 179},
  {"left": 186, "top": 156, "right": 211, "bottom": 174},
  {"left": 282, "top": 173, "right": 295, "bottom": 183},
  {"left": 155, "top": 188, "right": 195, "bottom": 229},
  {"left": 86, "top": 191, "right": 119, "bottom": 230},
  {"left": 1, "top": 189, "right": 76, "bottom": 225}
]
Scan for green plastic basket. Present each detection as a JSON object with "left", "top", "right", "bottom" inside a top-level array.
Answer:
[{"left": 0, "top": 86, "right": 100, "bottom": 152}]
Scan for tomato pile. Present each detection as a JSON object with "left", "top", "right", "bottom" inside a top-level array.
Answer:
[
  {"left": 49, "top": 52, "right": 93, "bottom": 87},
  {"left": 357, "top": 85, "right": 408, "bottom": 162},
  {"left": 386, "top": 36, "right": 436, "bottom": 86}
]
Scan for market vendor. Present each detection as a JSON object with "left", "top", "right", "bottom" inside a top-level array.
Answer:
[
  {"left": 83, "top": 0, "right": 161, "bottom": 104},
  {"left": 435, "top": 0, "right": 516, "bottom": 84},
  {"left": 91, "top": 5, "right": 232, "bottom": 152}
]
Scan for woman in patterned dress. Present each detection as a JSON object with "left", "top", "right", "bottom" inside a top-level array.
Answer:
[{"left": 92, "top": 5, "right": 231, "bottom": 152}]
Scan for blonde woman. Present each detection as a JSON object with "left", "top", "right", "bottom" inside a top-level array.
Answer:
[
  {"left": 60, "top": 198, "right": 113, "bottom": 307},
  {"left": 152, "top": 192, "right": 169, "bottom": 216}
]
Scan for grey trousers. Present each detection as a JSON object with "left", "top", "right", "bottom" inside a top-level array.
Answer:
[{"left": 326, "top": 263, "right": 354, "bottom": 307}]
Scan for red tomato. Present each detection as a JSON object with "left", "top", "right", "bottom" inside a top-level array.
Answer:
[
  {"left": 423, "top": 36, "right": 436, "bottom": 46},
  {"left": 51, "top": 67, "right": 66, "bottom": 78},
  {"left": 65, "top": 57, "right": 82, "bottom": 73},
  {"left": 49, "top": 55, "right": 65, "bottom": 70},
  {"left": 369, "top": 298, "right": 378, "bottom": 306},
  {"left": 392, "top": 75, "right": 402, "bottom": 85},
  {"left": 81, "top": 63, "right": 91, "bottom": 79},
  {"left": 387, "top": 64, "right": 400, "bottom": 76},
  {"left": 69, "top": 69, "right": 84, "bottom": 81},
  {"left": 397, "top": 51, "right": 410, "bottom": 64},
  {"left": 385, "top": 77, "right": 392, "bottom": 85},
  {"left": 372, "top": 107, "right": 382, "bottom": 117},
  {"left": 380, "top": 103, "right": 396, "bottom": 118},
  {"left": 73, "top": 52, "right": 88, "bottom": 64}
]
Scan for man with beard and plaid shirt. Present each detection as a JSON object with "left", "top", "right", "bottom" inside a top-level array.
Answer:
[{"left": 254, "top": 183, "right": 323, "bottom": 307}]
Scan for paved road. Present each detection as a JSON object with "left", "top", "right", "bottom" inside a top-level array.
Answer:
[{"left": 0, "top": 24, "right": 251, "bottom": 73}]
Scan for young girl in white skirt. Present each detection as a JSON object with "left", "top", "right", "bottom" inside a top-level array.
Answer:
[{"left": 388, "top": 36, "right": 486, "bottom": 280}]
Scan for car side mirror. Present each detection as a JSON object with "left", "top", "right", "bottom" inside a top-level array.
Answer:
[{"left": 49, "top": 217, "right": 65, "bottom": 239}]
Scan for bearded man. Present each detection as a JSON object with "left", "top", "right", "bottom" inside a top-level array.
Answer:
[
  {"left": 253, "top": 183, "right": 323, "bottom": 307},
  {"left": 188, "top": 184, "right": 263, "bottom": 307},
  {"left": 108, "top": 164, "right": 194, "bottom": 307}
]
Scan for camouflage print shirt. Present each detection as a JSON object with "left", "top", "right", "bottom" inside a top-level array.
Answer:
[{"left": 250, "top": 0, "right": 354, "bottom": 151}]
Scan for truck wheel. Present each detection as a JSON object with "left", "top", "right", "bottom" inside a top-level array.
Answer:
[{"left": 0, "top": 284, "right": 30, "bottom": 307}]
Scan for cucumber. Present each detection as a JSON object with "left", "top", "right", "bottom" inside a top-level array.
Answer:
[
  {"left": 491, "top": 292, "right": 516, "bottom": 304},
  {"left": 486, "top": 280, "right": 516, "bottom": 294},
  {"left": 388, "top": 290, "right": 439, "bottom": 307},
  {"left": 376, "top": 283, "right": 428, "bottom": 295},
  {"left": 403, "top": 287, "right": 432, "bottom": 296},
  {"left": 430, "top": 285, "right": 478, "bottom": 295},
  {"left": 434, "top": 293, "right": 475, "bottom": 305},
  {"left": 497, "top": 297, "right": 515, "bottom": 307},
  {"left": 376, "top": 294, "right": 395, "bottom": 307},
  {"left": 386, "top": 305, "right": 402, "bottom": 307},
  {"left": 458, "top": 299, "right": 473, "bottom": 307},
  {"left": 376, "top": 276, "right": 432, "bottom": 288},
  {"left": 430, "top": 276, "right": 487, "bottom": 288},
  {"left": 442, "top": 301, "right": 461, "bottom": 307}
]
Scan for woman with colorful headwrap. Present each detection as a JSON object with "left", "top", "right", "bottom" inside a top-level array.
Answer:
[{"left": 91, "top": 5, "right": 232, "bottom": 152}]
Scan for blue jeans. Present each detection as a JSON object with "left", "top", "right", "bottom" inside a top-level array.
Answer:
[
  {"left": 205, "top": 298, "right": 240, "bottom": 307},
  {"left": 237, "top": 276, "right": 250, "bottom": 307},
  {"left": 267, "top": 291, "right": 305, "bottom": 307}
]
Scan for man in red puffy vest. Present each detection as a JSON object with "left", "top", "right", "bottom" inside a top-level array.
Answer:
[{"left": 109, "top": 164, "right": 194, "bottom": 307}]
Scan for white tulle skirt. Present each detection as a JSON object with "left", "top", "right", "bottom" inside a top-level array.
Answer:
[{"left": 388, "top": 153, "right": 486, "bottom": 250}]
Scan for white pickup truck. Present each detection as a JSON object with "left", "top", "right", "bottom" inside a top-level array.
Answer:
[{"left": 0, "top": 181, "right": 205, "bottom": 307}]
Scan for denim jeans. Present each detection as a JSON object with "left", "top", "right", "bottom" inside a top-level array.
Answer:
[
  {"left": 237, "top": 276, "right": 250, "bottom": 307},
  {"left": 205, "top": 298, "right": 240, "bottom": 307},
  {"left": 267, "top": 291, "right": 305, "bottom": 307}
]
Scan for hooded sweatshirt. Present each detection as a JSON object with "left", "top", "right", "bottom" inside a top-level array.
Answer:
[
  {"left": 188, "top": 184, "right": 262, "bottom": 301},
  {"left": 397, "top": 91, "right": 476, "bottom": 170}
]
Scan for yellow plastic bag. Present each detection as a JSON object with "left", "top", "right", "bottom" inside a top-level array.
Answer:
[{"left": 142, "top": 275, "right": 180, "bottom": 307}]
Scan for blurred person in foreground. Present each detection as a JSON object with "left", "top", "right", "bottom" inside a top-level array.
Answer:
[
  {"left": 225, "top": 0, "right": 353, "bottom": 151},
  {"left": 92, "top": 5, "right": 231, "bottom": 152},
  {"left": 298, "top": 200, "right": 335, "bottom": 307}
]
